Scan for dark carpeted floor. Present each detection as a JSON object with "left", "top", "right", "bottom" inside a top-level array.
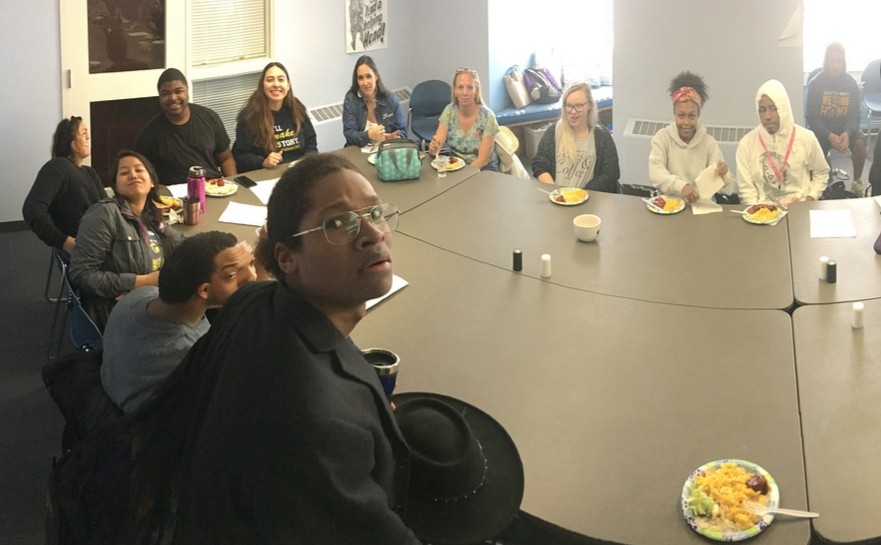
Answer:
[{"left": 0, "top": 229, "right": 67, "bottom": 544}]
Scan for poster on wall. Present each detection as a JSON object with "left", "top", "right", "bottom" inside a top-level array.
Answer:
[{"left": 345, "top": 0, "right": 387, "bottom": 53}]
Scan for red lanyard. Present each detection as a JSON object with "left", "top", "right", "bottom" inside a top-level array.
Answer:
[{"left": 758, "top": 129, "right": 796, "bottom": 182}]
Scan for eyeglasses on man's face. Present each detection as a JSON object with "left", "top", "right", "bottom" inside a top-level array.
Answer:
[
  {"left": 564, "top": 102, "right": 589, "bottom": 113},
  {"left": 286, "top": 202, "right": 400, "bottom": 245}
]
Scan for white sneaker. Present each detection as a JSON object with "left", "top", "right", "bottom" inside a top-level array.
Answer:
[
  {"left": 831, "top": 168, "right": 850, "bottom": 181},
  {"left": 850, "top": 179, "right": 867, "bottom": 197}
]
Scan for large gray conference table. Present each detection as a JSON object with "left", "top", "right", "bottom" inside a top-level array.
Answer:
[
  {"left": 787, "top": 197, "right": 881, "bottom": 304},
  {"left": 793, "top": 300, "right": 881, "bottom": 545},
  {"left": 397, "top": 171, "right": 794, "bottom": 309},
  {"left": 354, "top": 234, "right": 810, "bottom": 545},
  {"left": 174, "top": 145, "right": 478, "bottom": 240}
]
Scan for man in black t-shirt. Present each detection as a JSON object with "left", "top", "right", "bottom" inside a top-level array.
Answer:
[{"left": 135, "top": 68, "right": 237, "bottom": 185}]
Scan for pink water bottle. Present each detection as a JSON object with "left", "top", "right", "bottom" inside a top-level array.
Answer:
[{"left": 187, "top": 166, "right": 206, "bottom": 213}]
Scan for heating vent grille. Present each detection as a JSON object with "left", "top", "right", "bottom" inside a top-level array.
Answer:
[
  {"left": 705, "top": 125, "right": 752, "bottom": 143},
  {"left": 309, "top": 88, "right": 411, "bottom": 123},
  {"left": 626, "top": 119, "right": 752, "bottom": 143}
]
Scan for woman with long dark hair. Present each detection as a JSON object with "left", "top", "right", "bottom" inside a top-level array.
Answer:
[
  {"left": 233, "top": 62, "right": 318, "bottom": 171},
  {"left": 342, "top": 55, "right": 407, "bottom": 147},
  {"left": 70, "top": 150, "right": 182, "bottom": 330},
  {"left": 22, "top": 117, "right": 105, "bottom": 253}
]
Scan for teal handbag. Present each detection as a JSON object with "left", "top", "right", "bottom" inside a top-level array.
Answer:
[{"left": 374, "top": 139, "right": 422, "bottom": 182}]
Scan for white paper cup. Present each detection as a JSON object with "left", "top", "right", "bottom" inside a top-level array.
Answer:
[{"left": 573, "top": 214, "right": 601, "bottom": 242}]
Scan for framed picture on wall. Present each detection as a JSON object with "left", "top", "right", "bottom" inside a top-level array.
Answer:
[{"left": 345, "top": 0, "right": 387, "bottom": 53}]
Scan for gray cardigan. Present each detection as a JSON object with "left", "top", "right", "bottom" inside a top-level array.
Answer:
[{"left": 531, "top": 123, "right": 621, "bottom": 193}]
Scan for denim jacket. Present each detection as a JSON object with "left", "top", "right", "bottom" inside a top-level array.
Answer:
[{"left": 342, "top": 90, "right": 408, "bottom": 147}]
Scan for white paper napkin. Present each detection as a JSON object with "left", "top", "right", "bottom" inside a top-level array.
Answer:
[
  {"left": 691, "top": 165, "right": 724, "bottom": 215},
  {"left": 167, "top": 184, "right": 190, "bottom": 199},
  {"left": 366, "top": 275, "right": 408, "bottom": 310},
  {"left": 809, "top": 209, "right": 856, "bottom": 238},
  {"left": 218, "top": 201, "right": 267, "bottom": 227},
  {"left": 250, "top": 178, "right": 279, "bottom": 205}
]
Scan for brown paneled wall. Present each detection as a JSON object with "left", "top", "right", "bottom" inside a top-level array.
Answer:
[{"left": 90, "top": 97, "right": 160, "bottom": 185}]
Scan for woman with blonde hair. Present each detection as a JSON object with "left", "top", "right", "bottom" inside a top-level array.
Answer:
[
  {"left": 428, "top": 67, "right": 500, "bottom": 171},
  {"left": 233, "top": 62, "right": 318, "bottom": 172},
  {"left": 532, "top": 81, "right": 620, "bottom": 192}
]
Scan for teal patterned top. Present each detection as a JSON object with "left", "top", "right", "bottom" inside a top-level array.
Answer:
[{"left": 438, "top": 103, "right": 500, "bottom": 166}]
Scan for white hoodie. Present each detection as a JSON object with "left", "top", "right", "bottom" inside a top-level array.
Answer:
[
  {"left": 736, "top": 79, "right": 829, "bottom": 205},
  {"left": 648, "top": 121, "right": 736, "bottom": 196}
]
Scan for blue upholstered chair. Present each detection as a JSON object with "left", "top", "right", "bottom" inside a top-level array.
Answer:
[
  {"left": 408, "top": 80, "right": 451, "bottom": 150},
  {"left": 47, "top": 250, "right": 103, "bottom": 359}
]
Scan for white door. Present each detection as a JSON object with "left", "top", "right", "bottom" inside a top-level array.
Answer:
[
  {"left": 61, "top": 0, "right": 186, "bottom": 118},
  {"left": 60, "top": 0, "right": 187, "bottom": 151}
]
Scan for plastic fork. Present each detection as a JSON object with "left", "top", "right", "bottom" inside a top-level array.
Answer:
[
  {"left": 641, "top": 197, "right": 665, "bottom": 213},
  {"left": 743, "top": 501, "right": 819, "bottom": 518}
]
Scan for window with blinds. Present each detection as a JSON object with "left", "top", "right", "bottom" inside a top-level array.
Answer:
[
  {"left": 190, "top": 0, "right": 268, "bottom": 66},
  {"left": 193, "top": 73, "right": 259, "bottom": 144}
]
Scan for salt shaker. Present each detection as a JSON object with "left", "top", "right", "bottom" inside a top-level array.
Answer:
[
  {"left": 852, "top": 302, "right": 865, "bottom": 329},
  {"left": 541, "top": 254, "right": 552, "bottom": 278}
]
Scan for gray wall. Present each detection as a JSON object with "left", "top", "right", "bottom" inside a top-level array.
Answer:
[
  {"left": 613, "top": 0, "right": 806, "bottom": 183},
  {"left": 1, "top": 0, "right": 62, "bottom": 224},
  {"left": 487, "top": 0, "right": 537, "bottom": 112},
  {"left": 275, "top": 0, "right": 417, "bottom": 151},
  {"left": 406, "top": 1, "right": 491, "bottom": 102}
]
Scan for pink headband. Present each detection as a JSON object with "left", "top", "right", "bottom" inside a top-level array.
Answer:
[{"left": 672, "top": 86, "right": 702, "bottom": 106}]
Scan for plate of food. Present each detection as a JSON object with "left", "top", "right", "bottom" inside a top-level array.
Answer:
[
  {"left": 154, "top": 194, "right": 182, "bottom": 211},
  {"left": 645, "top": 195, "right": 685, "bottom": 214},
  {"left": 549, "top": 187, "right": 589, "bottom": 206},
  {"left": 681, "top": 459, "right": 779, "bottom": 542},
  {"left": 205, "top": 179, "right": 239, "bottom": 198},
  {"left": 431, "top": 155, "right": 465, "bottom": 172},
  {"left": 742, "top": 203, "right": 785, "bottom": 225}
]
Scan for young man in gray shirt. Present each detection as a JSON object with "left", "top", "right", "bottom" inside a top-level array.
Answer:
[{"left": 101, "top": 231, "right": 256, "bottom": 412}]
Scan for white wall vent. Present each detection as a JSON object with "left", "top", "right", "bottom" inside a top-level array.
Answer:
[
  {"left": 309, "top": 87, "right": 412, "bottom": 124},
  {"left": 308, "top": 87, "right": 411, "bottom": 151},
  {"left": 619, "top": 118, "right": 755, "bottom": 183},
  {"left": 624, "top": 118, "right": 752, "bottom": 143}
]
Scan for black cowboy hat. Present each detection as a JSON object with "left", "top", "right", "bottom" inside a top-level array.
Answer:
[{"left": 393, "top": 392, "right": 525, "bottom": 545}]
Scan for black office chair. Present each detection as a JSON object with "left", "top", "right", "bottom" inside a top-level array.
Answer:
[
  {"left": 408, "top": 80, "right": 451, "bottom": 149},
  {"left": 620, "top": 184, "right": 654, "bottom": 197}
]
